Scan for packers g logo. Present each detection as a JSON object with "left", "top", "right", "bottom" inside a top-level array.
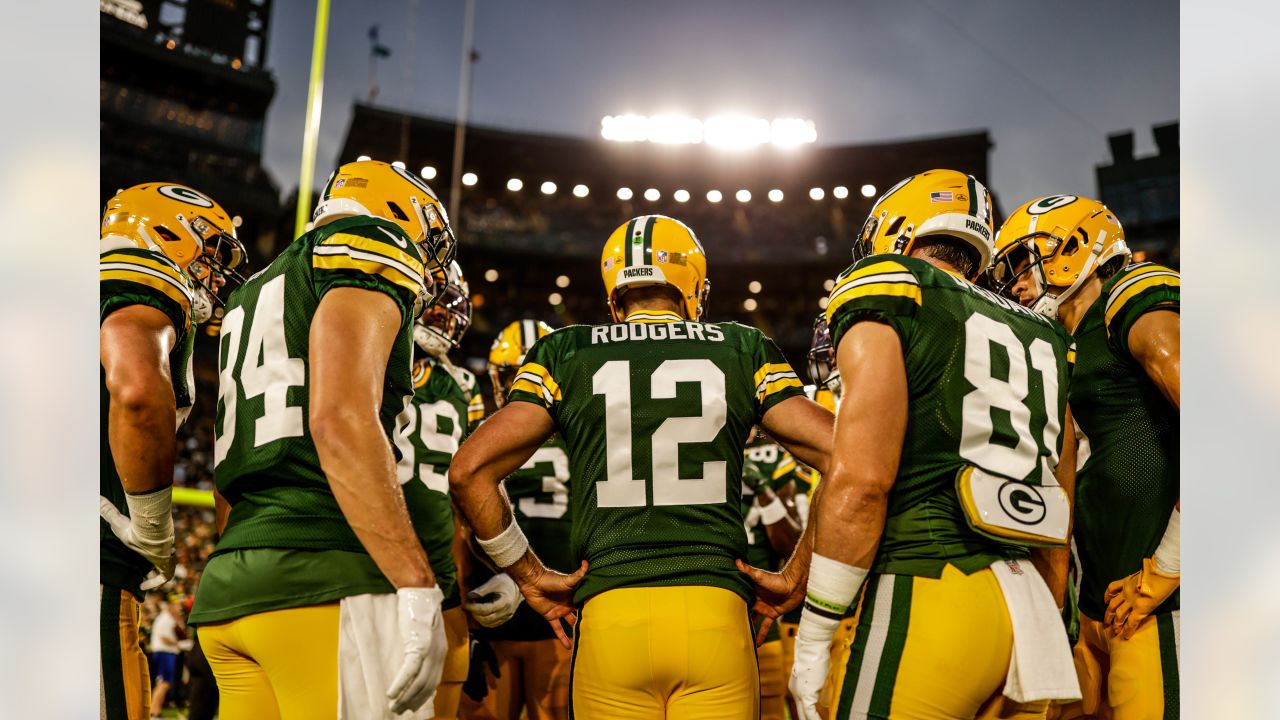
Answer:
[
  {"left": 1027, "top": 195, "right": 1077, "bottom": 215},
  {"left": 157, "top": 185, "right": 214, "bottom": 208},
  {"left": 997, "top": 481, "right": 1047, "bottom": 525}
]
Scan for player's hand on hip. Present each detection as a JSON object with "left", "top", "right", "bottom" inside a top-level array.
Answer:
[
  {"left": 513, "top": 560, "right": 588, "bottom": 649},
  {"left": 1103, "top": 557, "right": 1179, "bottom": 640},
  {"left": 737, "top": 558, "right": 805, "bottom": 645},
  {"left": 386, "top": 585, "right": 447, "bottom": 714},
  {"left": 99, "top": 496, "right": 175, "bottom": 587},
  {"left": 465, "top": 573, "right": 525, "bottom": 628}
]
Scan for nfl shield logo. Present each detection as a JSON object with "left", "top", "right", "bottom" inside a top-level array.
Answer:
[
  {"left": 657, "top": 250, "right": 669, "bottom": 263},
  {"left": 603, "top": 258, "right": 614, "bottom": 271}
]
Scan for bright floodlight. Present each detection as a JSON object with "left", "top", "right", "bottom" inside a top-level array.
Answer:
[
  {"left": 743, "top": 298, "right": 758, "bottom": 312},
  {"left": 823, "top": 278, "right": 835, "bottom": 291},
  {"left": 617, "top": 187, "right": 634, "bottom": 201},
  {"left": 818, "top": 296, "right": 829, "bottom": 309},
  {"left": 861, "top": 184, "right": 877, "bottom": 198},
  {"left": 707, "top": 190, "right": 723, "bottom": 203},
  {"left": 809, "top": 187, "right": 825, "bottom": 201},
  {"left": 833, "top": 185, "right": 849, "bottom": 199},
  {"left": 770, "top": 118, "right": 818, "bottom": 147},
  {"left": 674, "top": 189, "right": 690, "bottom": 203},
  {"left": 548, "top": 292, "right": 563, "bottom": 306},
  {"left": 748, "top": 280, "right": 762, "bottom": 294},
  {"left": 644, "top": 188, "right": 661, "bottom": 201},
  {"left": 600, "top": 114, "right": 649, "bottom": 142},
  {"left": 555, "top": 275, "right": 570, "bottom": 288},
  {"left": 573, "top": 184, "right": 589, "bottom": 197},
  {"left": 706, "top": 115, "right": 772, "bottom": 149},
  {"left": 735, "top": 189, "right": 752, "bottom": 203},
  {"left": 421, "top": 166, "right": 437, "bottom": 180},
  {"left": 541, "top": 181, "right": 557, "bottom": 195},
  {"left": 506, "top": 178, "right": 523, "bottom": 192},
  {"left": 462, "top": 172, "right": 478, "bottom": 187},
  {"left": 484, "top": 269, "right": 499, "bottom": 282},
  {"left": 356, "top": 155, "right": 372, "bottom": 162},
  {"left": 647, "top": 114, "right": 703, "bottom": 144},
  {"left": 768, "top": 189, "right": 784, "bottom": 202},
  {"left": 391, "top": 160, "right": 406, "bottom": 169}
]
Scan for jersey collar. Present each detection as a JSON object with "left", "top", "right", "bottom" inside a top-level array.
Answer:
[{"left": 623, "top": 309, "right": 684, "bottom": 324}]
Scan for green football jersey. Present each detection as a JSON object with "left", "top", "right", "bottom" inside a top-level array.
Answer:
[
  {"left": 508, "top": 310, "right": 805, "bottom": 604},
  {"left": 825, "top": 254, "right": 1076, "bottom": 577},
  {"left": 100, "top": 243, "right": 197, "bottom": 598},
  {"left": 741, "top": 442, "right": 801, "bottom": 570},
  {"left": 475, "top": 433, "right": 574, "bottom": 642},
  {"left": 1069, "top": 263, "right": 1180, "bottom": 620},
  {"left": 194, "top": 215, "right": 428, "bottom": 622}
]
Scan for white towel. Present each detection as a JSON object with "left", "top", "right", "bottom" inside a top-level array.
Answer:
[
  {"left": 989, "top": 559, "right": 1081, "bottom": 704},
  {"left": 338, "top": 593, "right": 436, "bottom": 720}
]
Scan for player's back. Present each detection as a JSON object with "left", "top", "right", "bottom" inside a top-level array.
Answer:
[
  {"left": 825, "top": 254, "right": 1076, "bottom": 575},
  {"left": 507, "top": 310, "right": 803, "bottom": 604}
]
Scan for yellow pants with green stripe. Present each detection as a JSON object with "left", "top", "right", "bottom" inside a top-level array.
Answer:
[
  {"left": 100, "top": 584, "right": 151, "bottom": 720},
  {"left": 570, "top": 585, "right": 758, "bottom": 719},
  {"left": 1056, "top": 611, "right": 1179, "bottom": 720},
  {"left": 830, "top": 565, "right": 1049, "bottom": 720}
]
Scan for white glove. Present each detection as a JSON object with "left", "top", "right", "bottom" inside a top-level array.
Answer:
[
  {"left": 99, "top": 493, "right": 175, "bottom": 591},
  {"left": 465, "top": 573, "right": 524, "bottom": 628},
  {"left": 386, "top": 585, "right": 447, "bottom": 715},
  {"left": 789, "top": 608, "right": 840, "bottom": 720}
]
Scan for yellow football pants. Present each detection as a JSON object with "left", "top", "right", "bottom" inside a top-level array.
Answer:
[
  {"left": 434, "top": 607, "right": 471, "bottom": 720},
  {"left": 458, "top": 637, "right": 572, "bottom": 720},
  {"left": 758, "top": 639, "right": 786, "bottom": 720},
  {"left": 830, "top": 565, "right": 1049, "bottom": 720},
  {"left": 1056, "top": 611, "right": 1179, "bottom": 720},
  {"left": 200, "top": 603, "right": 341, "bottom": 720},
  {"left": 100, "top": 585, "right": 151, "bottom": 720},
  {"left": 571, "top": 585, "right": 759, "bottom": 720}
]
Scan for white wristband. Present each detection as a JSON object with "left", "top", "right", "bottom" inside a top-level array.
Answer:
[
  {"left": 476, "top": 519, "right": 530, "bottom": 568},
  {"left": 1153, "top": 507, "right": 1179, "bottom": 576},
  {"left": 124, "top": 486, "right": 174, "bottom": 548},
  {"left": 758, "top": 497, "right": 788, "bottom": 526},
  {"left": 803, "top": 553, "right": 868, "bottom": 619}
]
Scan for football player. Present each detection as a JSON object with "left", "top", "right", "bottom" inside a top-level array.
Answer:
[
  {"left": 992, "top": 196, "right": 1179, "bottom": 719},
  {"left": 189, "top": 160, "right": 457, "bottom": 719},
  {"left": 748, "top": 170, "right": 1081, "bottom": 719},
  {"left": 99, "top": 182, "right": 245, "bottom": 720},
  {"left": 459, "top": 319, "right": 577, "bottom": 720},
  {"left": 393, "top": 260, "right": 478, "bottom": 720},
  {"left": 448, "top": 215, "right": 835, "bottom": 719}
]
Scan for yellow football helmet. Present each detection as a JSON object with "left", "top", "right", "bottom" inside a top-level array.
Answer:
[
  {"left": 488, "top": 319, "right": 555, "bottom": 407},
  {"left": 853, "top": 169, "right": 994, "bottom": 280},
  {"left": 991, "top": 195, "right": 1131, "bottom": 319},
  {"left": 313, "top": 160, "right": 457, "bottom": 302},
  {"left": 601, "top": 215, "right": 709, "bottom": 321},
  {"left": 414, "top": 260, "right": 472, "bottom": 358},
  {"left": 101, "top": 182, "right": 247, "bottom": 324}
]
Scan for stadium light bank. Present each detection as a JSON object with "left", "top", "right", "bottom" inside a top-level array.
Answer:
[{"left": 601, "top": 114, "right": 817, "bottom": 148}]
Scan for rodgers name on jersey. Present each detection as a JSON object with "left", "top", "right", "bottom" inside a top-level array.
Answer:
[
  {"left": 508, "top": 313, "right": 804, "bottom": 604},
  {"left": 100, "top": 244, "right": 197, "bottom": 596},
  {"left": 825, "top": 254, "right": 1076, "bottom": 577},
  {"left": 1070, "top": 263, "right": 1180, "bottom": 620}
]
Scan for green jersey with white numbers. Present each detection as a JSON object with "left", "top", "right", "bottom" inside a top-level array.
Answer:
[
  {"left": 191, "top": 216, "right": 429, "bottom": 624},
  {"left": 100, "top": 243, "right": 197, "bottom": 598},
  {"left": 508, "top": 311, "right": 805, "bottom": 604},
  {"left": 825, "top": 254, "right": 1076, "bottom": 577},
  {"left": 1069, "top": 263, "right": 1180, "bottom": 620}
]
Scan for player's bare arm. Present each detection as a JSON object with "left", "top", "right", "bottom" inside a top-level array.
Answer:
[
  {"left": 101, "top": 304, "right": 178, "bottom": 495},
  {"left": 758, "top": 482, "right": 802, "bottom": 558},
  {"left": 1128, "top": 309, "right": 1180, "bottom": 410},
  {"left": 760, "top": 395, "right": 834, "bottom": 476},
  {"left": 311, "top": 286, "right": 436, "bottom": 590},
  {"left": 449, "top": 401, "right": 588, "bottom": 647}
]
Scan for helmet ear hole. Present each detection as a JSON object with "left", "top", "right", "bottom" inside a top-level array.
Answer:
[
  {"left": 386, "top": 201, "right": 410, "bottom": 221},
  {"left": 885, "top": 216, "right": 906, "bottom": 238},
  {"left": 1062, "top": 232, "right": 1083, "bottom": 257}
]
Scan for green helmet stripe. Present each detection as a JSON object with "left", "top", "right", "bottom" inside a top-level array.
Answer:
[
  {"left": 967, "top": 176, "right": 978, "bottom": 217},
  {"left": 623, "top": 217, "right": 639, "bottom": 266},
  {"left": 642, "top": 215, "right": 656, "bottom": 265}
]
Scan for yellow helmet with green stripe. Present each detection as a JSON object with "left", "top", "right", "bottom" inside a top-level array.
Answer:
[
  {"left": 600, "top": 215, "right": 709, "bottom": 322},
  {"left": 488, "top": 319, "right": 555, "bottom": 407},
  {"left": 853, "top": 169, "right": 994, "bottom": 280},
  {"left": 991, "top": 195, "right": 1131, "bottom": 320}
]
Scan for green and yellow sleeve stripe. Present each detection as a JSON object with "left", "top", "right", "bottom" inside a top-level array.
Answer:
[
  {"left": 772, "top": 454, "right": 798, "bottom": 481},
  {"left": 825, "top": 260, "right": 922, "bottom": 323},
  {"left": 1104, "top": 264, "right": 1180, "bottom": 328},
  {"left": 754, "top": 363, "right": 802, "bottom": 404},
  {"left": 313, "top": 231, "right": 426, "bottom": 297},
  {"left": 511, "top": 362, "right": 562, "bottom": 407},
  {"left": 100, "top": 249, "right": 193, "bottom": 323},
  {"left": 468, "top": 394, "right": 486, "bottom": 424}
]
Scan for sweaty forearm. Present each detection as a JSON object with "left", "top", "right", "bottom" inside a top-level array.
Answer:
[
  {"left": 812, "top": 472, "right": 887, "bottom": 570},
  {"left": 317, "top": 413, "right": 434, "bottom": 589},
  {"left": 108, "top": 384, "right": 178, "bottom": 495}
]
